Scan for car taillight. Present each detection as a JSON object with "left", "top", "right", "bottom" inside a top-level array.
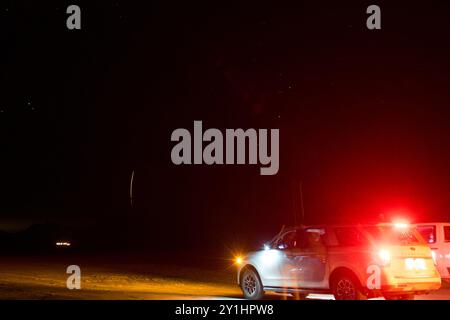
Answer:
[{"left": 378, "top": 249, "right": 391, "bottom": 266}]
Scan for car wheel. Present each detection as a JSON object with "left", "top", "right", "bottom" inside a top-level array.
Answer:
[
  {"left": 241, "top": 268, "right": 264, "bottom": 300},
  {"left": 332, "top": 274, "right": 367, "bottom": 300}
]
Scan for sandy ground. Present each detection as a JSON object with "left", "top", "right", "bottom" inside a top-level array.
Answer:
[
  {"left": 0, "top": 254, "right": 449, "bottom": 300},
  {"left": 0, "top": 254, "right": 241, "bottom": 299}
]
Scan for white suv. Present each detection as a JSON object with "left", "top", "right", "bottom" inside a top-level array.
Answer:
[
  {"left": 415, "top": 222, "right": 450, "bottom": 281},
  {"left": 237, "top": 223, "right": 441, "bottom": 300}
]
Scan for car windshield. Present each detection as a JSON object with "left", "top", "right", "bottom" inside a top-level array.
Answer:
[{"left": 363, "top": 225, "right": 422, "bottom": 245}]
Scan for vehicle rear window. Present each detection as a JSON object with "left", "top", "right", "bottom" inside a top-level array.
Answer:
[
  {"left": 444, "top": 226, "right": 450, "bottom": 242},
  {"left": 334, "top": 227, "right": 368, "bottom": 246},
  {"left": 364, "top": 226, "right": 422, "bottom": 245},
  {"left": 416, "top": 225, "right": 436, "bottom": 244}
]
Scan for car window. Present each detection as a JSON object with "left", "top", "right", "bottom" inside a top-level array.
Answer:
[
  {"left": 416, "top": 225, "right": 436, "bottom": 244},
  {"left": 275, "top": 231, "right": 299, "bottom": 250},
  {"left": 444, "top": 226, "right": 450, "bottom": 242},
  {"left": 364, "top": 226, "right": 422, "bottom": 245},
  {"left": 300, "top": 229, "right": 326, "bottom": 249},
  {"left": 334, "top": 227, "right": 368, "bottom": 246}
]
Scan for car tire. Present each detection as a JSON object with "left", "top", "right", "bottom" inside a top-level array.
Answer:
[
  {"left": 240, "top": 268, "right": 264, "bottom": 300},
  {"left": 331, "top": 274, "right": 367, "bottom": 300}
]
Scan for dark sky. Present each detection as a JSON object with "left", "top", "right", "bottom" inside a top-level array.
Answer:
[{"left": 1, "top": 1, "right": 450, "bottom": 249}]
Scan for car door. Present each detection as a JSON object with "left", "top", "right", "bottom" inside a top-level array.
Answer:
[
  {"left": 255, "top": 230, "right": 298, "bottom": 287},
  {"left": 261, "top": 230, "right": 300, "bottom": 288},
  {"left": 279, "top": 228, "right": 329, "bottom": 289}
]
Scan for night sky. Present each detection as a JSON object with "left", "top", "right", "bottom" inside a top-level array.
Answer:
[{"left": 2, "top": 1, "right": 450, "bottom": 251}]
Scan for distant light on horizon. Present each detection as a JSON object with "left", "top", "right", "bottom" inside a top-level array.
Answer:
[{"left": 56, "top": 241, "right": 71, "bottom": 247}]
